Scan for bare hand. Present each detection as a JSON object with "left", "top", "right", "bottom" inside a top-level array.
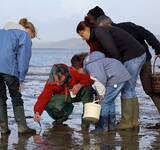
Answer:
[
  {"left": 71, "top": 83, "right": 82, "bottom": 95},
  {"left": 33, "top": 112, "right": 41, "bottom": 122}
]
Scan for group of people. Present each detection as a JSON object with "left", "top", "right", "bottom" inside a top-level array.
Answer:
[{"left": 0, "top": 6, "right": 160, "bottom": 135}]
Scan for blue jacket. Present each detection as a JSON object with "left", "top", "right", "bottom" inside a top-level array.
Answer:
[
  {"left": 84, "top": 51, "right": 131, "bottom": 86},
  {"left": 0, "top": 25, "right": 32, "bottom": 83}
]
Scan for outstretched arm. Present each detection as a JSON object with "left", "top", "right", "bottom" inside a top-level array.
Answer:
[
  {"left": 34, "top": 81, "right": 62, "bottom": 122},
  {"left": 133, "top": 23, "right": 160, "bottom": 55}
]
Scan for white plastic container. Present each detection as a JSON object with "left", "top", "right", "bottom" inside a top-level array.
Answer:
[{"left": 83, "top": 101, "right": 101, "bottom": 123}]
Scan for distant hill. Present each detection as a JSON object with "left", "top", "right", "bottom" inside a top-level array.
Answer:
[
  {"left": 32, "top": 35, "right": 160, "bottom": 50},
  {"left": 32, "top": 38, "right": 89, "bottom": 50}
]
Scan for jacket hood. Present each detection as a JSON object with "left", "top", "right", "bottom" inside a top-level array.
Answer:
[
  {"left": 3, "top": 22, "right": 26, "bottom": 31},
  {"left": 85, "top": 51, "right": 105, "bottom": 65}
]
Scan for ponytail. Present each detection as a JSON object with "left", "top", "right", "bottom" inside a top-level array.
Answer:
[{"left": 19, "top": 18, "right": 37, "bottom": 38}]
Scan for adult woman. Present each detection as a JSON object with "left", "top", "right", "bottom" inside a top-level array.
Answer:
[
  {"left": 87, "top": 6, "right": 160, "bottom": 116},
  {"left": 0, "top": 18, "right": 36, "bottom": 134},
  {"left": 76, "top": 19, "right": 146, "bottom": 130}
]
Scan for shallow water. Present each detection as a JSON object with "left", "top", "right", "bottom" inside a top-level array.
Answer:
[{"left": 1, "top": 49, "right": 160, "bottom": 150}]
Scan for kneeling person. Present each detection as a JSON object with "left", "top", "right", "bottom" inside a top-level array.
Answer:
[{"left": 33, "top": 64, "right": 94, "bottom": 130}]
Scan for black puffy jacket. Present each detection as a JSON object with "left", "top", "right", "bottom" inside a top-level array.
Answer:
[
  {"left": 90, "top": 26, "right": 146, "bottom": 62},
  {"left": 112, "top": 22, "right": 160, "bottom": 61}
]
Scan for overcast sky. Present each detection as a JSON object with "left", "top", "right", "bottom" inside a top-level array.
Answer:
[{"left": 0, "top": 0, "right": 160, "bottom": 41}]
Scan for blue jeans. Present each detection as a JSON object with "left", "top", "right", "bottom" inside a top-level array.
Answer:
[
  {"left": 121, "top": 53, "right": 146, "bottom": 99},
  {"left": 101, "top": 82, "right": 125, "bottom": 117},
  {"left": 93, "top": 82, "right": 125, "bottom": 132}
]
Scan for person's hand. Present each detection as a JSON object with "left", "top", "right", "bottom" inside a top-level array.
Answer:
[
  {"left": 95, "top": 95, "right": 102, "bottom": 101},
  {"left": 33, "top": 112, "right": 41, "bottom": 122},
  {"left": 71, "top": 83, "right": 82, "bottom": 95}
]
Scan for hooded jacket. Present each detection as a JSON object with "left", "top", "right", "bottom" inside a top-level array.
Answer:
[
  {"left": 0, "top": 22, "right": 32, "bottom": 83},
  {"left": 84, "top": 51, "right": 131, "bottom": 86}
]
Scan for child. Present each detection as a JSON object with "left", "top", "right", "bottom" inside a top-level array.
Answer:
[
  {"left": 34, "top": 64, "right": 95, "bottom": 131},
  {"left": 71, "top": 51, "right": 131, "bottom": 133}
]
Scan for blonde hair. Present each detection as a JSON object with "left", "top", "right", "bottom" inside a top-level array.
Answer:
[{"left": 19, "top": 18, "right": 36, "bottom": 38}]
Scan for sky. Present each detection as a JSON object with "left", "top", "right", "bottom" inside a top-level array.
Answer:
[{"left": 0, "top": 0, "right": 160, "bottom": 42}]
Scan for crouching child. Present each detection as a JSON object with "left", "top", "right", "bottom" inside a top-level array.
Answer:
[
  {"left": 71, "top": 51, "right": 131, "bottom": 133},
  {"left": 33, "top": 64, "right": 95, "bottom": 131}
]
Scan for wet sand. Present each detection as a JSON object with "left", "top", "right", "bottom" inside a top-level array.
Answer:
[{"left": 1, "top": 66, "right": 160, "bottom": 150}]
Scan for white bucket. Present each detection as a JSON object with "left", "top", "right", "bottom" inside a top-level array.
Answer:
[{"left": 83, "top": 101, "right": 101, "bottom": 123}]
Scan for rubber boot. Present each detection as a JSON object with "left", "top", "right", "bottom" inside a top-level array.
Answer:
[
  {"left": 52, "top": 114, "right": 69, "bottom": 127},
  {"left": 13, "top": 105, "right": 36, "bottom": 134},
  {"left": 0, "top": 134, "right": 9, "bottom": 149},
  {"left": 81, "top": 118, "right": 90, "bottom": 132},
  {"left": 132, "top": 99, "right": 139, "bottom": 128},
  {"left": 0, "top": 105, "right": 10, "bottom": 134},
  {"left": 150, "top": 95, "right": 160, "bottom": 113},
  {"left": 90, "top": 116, "right": 108, "bottom": 134},
  {"left": 117, "top": 99, "right": 133, "bottom": 130}
]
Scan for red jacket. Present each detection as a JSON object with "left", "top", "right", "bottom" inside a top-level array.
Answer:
[{"left": 34, "top": 67, "right": 94, "bottom": 114}]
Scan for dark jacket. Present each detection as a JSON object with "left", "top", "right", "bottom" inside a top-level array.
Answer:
[
  {"left": 112, "top": 22, "right": 160, "bottom": 61},
  {"left": 90, "top": 26, "right": 146, "bottom": 62}
]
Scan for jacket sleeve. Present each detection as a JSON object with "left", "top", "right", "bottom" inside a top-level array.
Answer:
[
  {"left": 71, "top": 68, "right": 94, "bottom": 86},
  {"left": 94, "top": 27, "right": 120, "bottom": 59},
  {"left": 17, "top": 32, "right": 32, "bottom": 83},
  {"left": 132, "top": 23, "right": 160, "bottom": 55},
  {"left": 90, "top": 76, "right": 106, "bottom": 97},
  {"left": 86, "top": 62, "right": 107, "bottom": 86},
  {"left": 34, "top": 81, "right": 55, "bottom": 115}
]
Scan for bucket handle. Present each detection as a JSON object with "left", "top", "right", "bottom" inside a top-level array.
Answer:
[
  {"left": 92, "top": 99, "right": 101, "bottom": 104},
  {"left": 153, "top": 56, "right": 160, "bottom": 74}
]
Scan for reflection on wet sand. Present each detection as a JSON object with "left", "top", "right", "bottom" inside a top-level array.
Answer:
[
  {"left": 33, "top": 125, "right": 80, "bottom": 149},
  {"left": 12, "top": 134, "right": 33, "bottom": 150},
  {"left": 0, "top": 134, "right": 9, "bottom": 150},
  {"left": 118, "top": 129, "right": 139, "bottom": 150}
]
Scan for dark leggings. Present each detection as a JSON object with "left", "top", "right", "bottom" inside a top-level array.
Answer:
[{"left": 0, "top": 73, "right": 23, "bottom": 106}]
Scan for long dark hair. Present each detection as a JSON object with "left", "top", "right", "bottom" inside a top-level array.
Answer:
[{"left": 76, "top": 16, "right": 96, "bottom": 33}]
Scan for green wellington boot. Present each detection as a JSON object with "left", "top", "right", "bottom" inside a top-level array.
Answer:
[
  {"left": 13, "top": 105, "right": 36, "bottom": 134},
  {"left": 0, "top": 105, "right": 10, "bottom": 134},
  {"left": 81, "top": 118, "right": 90, "bottom": 132},
  {"left": 117, "top": 99, "right": 133, "bottom": 130},
  {"left": 132, "top": 98, "right": 139, "bottom": 128}
]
